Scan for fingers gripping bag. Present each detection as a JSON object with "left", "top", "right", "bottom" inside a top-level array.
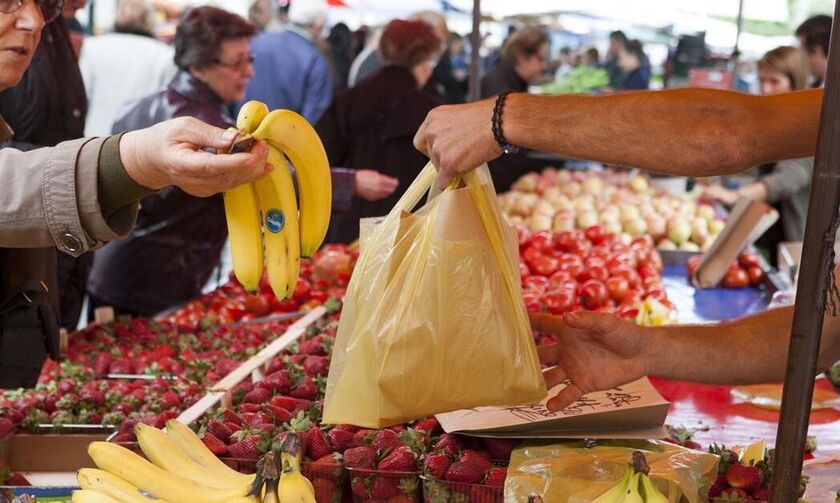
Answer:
[{"left": 323, "top": 163, "right": 546, "bottom": 427}]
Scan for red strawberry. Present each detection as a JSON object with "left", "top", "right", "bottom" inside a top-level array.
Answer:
[
  {"left": 6, "top": 472, "right": 29, "bottom": 486},
  {"left": 414, "top": 417, "right": 440, "bottom": 433},
  {"left": 378, "top": 446, "right": 417, "bottom": 472},
  {"left": 725, "top": 464, "right": 762, "bottom": 492},
  {"left": 0, "top": 417, "right": 14, "bottom": 440},
  {"left": 262, "top": 404, "right": 293, "bottom": 424},
  {"left": 353, "top": 428, "right": 376, "bottom": 447},
  {"left": 299, "top": 337, "right": 326, "bottom": 355},
  {"left": 93, "top": 353, "right": 113, "bottom": 377},
  {"left": 159, "top": 391, "right": 181, "bottom": 409},
  {"left": 80, "top": 388, "right": 106, "bottom": 407},
  {"left": 201, "top": 432, "right": 228, "bottom": 456},
  {"left": 751, "top": 487, "right": 770, "bottom": 501},
  {"left": 303, "top": 355, "right": 330, "bottom": 376},
  {"left": 483, "top": 438, "right": 518, "bottom": 461},
  {"left": 245, "top": 412, "right": 273, "bottom": 429},
  {"left": 244, "top": 387, "right": 272, "bottom": 404},
  {"left": 460, "top": 449, "right": 493, "bottom": 469},
  {"left": 350, "top": 477, "right": 368, "bottom": 497},
  {"left": 484, "top": 467, "right": 507, "bottom": 487},
  {"left": 328, "top": 428, "right": 355, "bottom": 453},
  {"left": 139, "top": 414, "right": 167, "bottom": 429},
  {"left": 207, "top": 420, "right": 233, "bottom": 442},
  {"left": 307, "top": 427, "right": 332, "bottom": 460},
  {"left": 445, "top": 459, "right": 488, "bottom": 484},
  {"left": 227, "top": 435, "right": 262, "bottom": 460},
  {"left": 721, "top": 487, "right": 749, "bottom": 499},
  {"left": 259, "top": 371, "right": 293, "bottom": 394},
  {"left": 334, "top": 424, "right": 360, "bottom": 433},
  {"left": 239, "top": 403, "right": 262, "bottom": 413},
  {"left": 291, "top": 379, "right": 319, "bottom": 400},
  {"left": 343, "top": 446, "right": 376, "bottom": 469},
  {"left": 271, "top": 396, "right": 309, "bottom": 415},
  {"left": 311, "top": 478, "right": 336, "bottom": 503},
  {"left": 423, "top": 453, "right": 451, "bottom": 479},
  {"left": 109, "top": 358, "right": 134, "bottom": 374},
  {"left": 708, "top": 474, "right": 727, "bottom": 498},
  {"left": 222, "top": 410, "right": 244, "bottom": 426},
  {"left": 370, "top": 476, "right": 400, "bottom": 500},
  {"left": 434, "top": 434, "right": 463, "bottom": 458},
  {"left": 371, "top": 429, "right": 404, "bottom": 455}
]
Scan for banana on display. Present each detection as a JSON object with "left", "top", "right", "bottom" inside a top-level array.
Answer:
[
  {"left": 224, "top": 101, "right": 331, "bottom": 300},
  {"left": 277, "top": 432, "right": 316, "bottom": 503},
  {"left": 590, "top": 452, "right": 670, "bottom": 503}
]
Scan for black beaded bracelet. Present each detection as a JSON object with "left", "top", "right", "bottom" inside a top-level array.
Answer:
[{"left": 492, "top": 90, "right": 520, "bottom": 154}]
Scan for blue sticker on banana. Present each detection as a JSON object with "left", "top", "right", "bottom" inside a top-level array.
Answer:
[{"left": 265, "top": 209, "right": 285, "bottom": 233}]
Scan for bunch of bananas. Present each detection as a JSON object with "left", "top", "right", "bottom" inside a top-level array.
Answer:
[
  {"left": 592, "top": 452, "right": 669, "bottom": 503},
  {"left": 224, "top": 101, "right": 332, "bottom": 299},
  {"left": 72, "top": 421, "right": 316, "bottom": 503},
  {"left": 254, "top": 433, "right": 316, "bottom": 503}
]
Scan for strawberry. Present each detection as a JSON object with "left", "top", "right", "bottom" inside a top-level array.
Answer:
[
  {"left": 423, "top": 453, "right": 451, "bottom": 479},
  {"left": 484, "top": 467, "right": 507, "bottom": 487},
  {"left": 259, "top": 371, "right": 293, "bottom": 394},
  {"left": 139, "top": 414, "right": 167, "bottom": 429},
  {"left": 371, "top": 429, "right": 404, "bottom": 455},
  {"left": 434, "top": 434, "right": 463, "bottom": 458},
  {"left": 303, "top": 355, "right": 330, "bottom": 376},
  {"left": 720, "top": 487, "right": 749, "bottom": 499},
  {"left": 708, "top": 474, "right": 727, "bottom": 498},
  {"left": 460, "top": 450, "right": 493, "bottom": 470},
  {"left": 333, "top": 424, "right": 359, "bottom": 433},
  {"left": 351, "top": 477, "right": 368, "bottom": 497},
  {"left": 328, "top": 428, "right": 355, "bottom": 453},
  {"left": 262, "top": 404, "right": 293, "bottom": 424},
  {"left": 244, "top": 387, "right": 272, "bottom": 404},
  {"left": 271, "top": 396, "right": 309, "bottom": 415},
  {"left": 159, "top": 391, "right": 181, "bottom": 409},
  {"left": 751, "top": 487, "right": 770, "bottom": 501},
  {"left": 414, "top": 417, "right": 440, "bottom": 433},
  {"left": 207, "top": 420, "right": 233, "bottom": 442},
  {"left": 445, "top": 459, "right": 488, "bottom": 484},
  {"left": 378, "top": 446, "right": 417, "bottom": 472},
  {"left": 222, "top": 410, "right": 245, "bottom": 426},
  {"left": 307, "top": 427, "right": 332, "bottom": 460},
  {"left": 344, "top": 446, "right": 376, "bottom": 469},
  {"left": 0, "top": 417, "right": 15, "bottom": 440},
  {"left": 6, "top": 472, "right": 30, "bottom": 486},
  {"left": 239, "top": 403, "right": 262, "bottom": 413},
  {"left": 109, "top": 358, "right": 134, "bottom": 374},
  {"left": 299, "top": 336, "right": 326, "bottom": 356},
  {"left": 353, "top": 428, "right": 376, "bottom": 447},
  {"left": 290, "top": 379, "right": 319, "bottom": 400},
  {"left": 201, "top": 432, "right": 228, "bottom": 456},
  {"left": 245, "top": 412, "right": 273, "bottom": 429},
  {"left": 483, "top": 438, "right": 518, "bottom": 461},
  {"left": 227, "top": 434, "right": 262, "bottom": 460},
  {"left": 725, "top": 464, "right": 762, "bottom": 492},
  {"left": 311, "top": 478, "right": 336, "bottom": 503},
  {"left": 370, "top": 476, "right": 400, "bottom": 500},
  {"left": 93, "top": 353, "right": 113, "bottom": 377}
]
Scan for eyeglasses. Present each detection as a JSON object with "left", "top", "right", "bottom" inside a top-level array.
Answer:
[
  {"left": 214, "top": 54, "right": 255, "bottom": 69},
  {"left": 0, "top": 0, "right": 65, "bottom": 24}
]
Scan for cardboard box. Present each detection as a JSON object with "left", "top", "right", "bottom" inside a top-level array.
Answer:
[{"left": 1, "top": 434, "right": 103, "bottom": 472}]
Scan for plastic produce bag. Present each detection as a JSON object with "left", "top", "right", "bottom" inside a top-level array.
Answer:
[
  {"left": 323, "top": 163, "right": 546, "bottom": 427},
  {"left": 504, "top": 440, "right": 719, "bottom": 503}
]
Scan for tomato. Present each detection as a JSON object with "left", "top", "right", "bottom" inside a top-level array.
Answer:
[
  {"left": 517, "top": 226, "right": 531, "bottom": 250},
  {"left": 549, "top": 278, "right": 578, "bottom": 295},
  {"left": 642, "top": 276, "right": 663, "bottom": 290},
  {"left": 542, "top": 290, "right": 575, "bottom": 315},
  {"left": 522, "top": 246, "right": 543, "bottom": 267},
  {"left": 275, "top": 298, "right": 300, "bottom": 312},
  {"left": 611, "top": 266, "right": 642, "bottom": 288},
  {"left": 587, "top": 248, "right": 612, "bottom": 264},
  {"left": 616, "top": 304, "right": 640, "bottom": 320},
  {"left": 608, "top": 252, "right": 637, "bottom": 270},
  {"left": 293, "top": 279, "right": 312, "bottom": 302},
  {"left": 531, "top": 255, "right": 561, "bottom": 276},
  {"left": 522, "top": 293, "right": 542, "bottom": 313},
  {"left": 637, "top": 264, "right": 660, "bottom": 281},
  {"left": 309, "top": 290, "right": 329, "bottom": 302},
  {"left": 644, "top": 286, "right": 667, "bottom": 302},
  {"left": 580, "top": 280, "right": 609, "bottom": 310},
  {"left": 646, "top": 251, "right": 664, "bottom": 273},
  {"left": 523, "top": 275, "right": 550, "bottom": 294},
  {"left": 243, "top": 294, "right": 271, "bottom": 316},
  {"left": 519, "top": 261, "right": 531, "bottom": 279},
  {"left": 584, "top": 225, "right": 609, "bottom": 246},
  {"left": 606, "top": 277, "right": 632, "bottom": 302},
  {"left": 746, "top": 265, "right": 765, "bottom": 286},
  {"left": 557, "top": 254, "right": 584, "bottom": 278},
  {"left": 577, "top": 263, "right": 608, "bottom": 283},
  {"left": 529, "top": 230, "right": 555, "bottom": 253},
  {"left": 686, "top": 255, "right": 703, "bottom": 278},
  {"left": 722, "top": 265, "right": 750, "bottom": 289},
  {"left": 738, "top": 251, "right": 762, "bottom": 269},
  {"left": 631, "top": 235, "right": 655, "bottom": 249},
  {"left": 556, "top": 231, "right": 590, "bottom": 254}
]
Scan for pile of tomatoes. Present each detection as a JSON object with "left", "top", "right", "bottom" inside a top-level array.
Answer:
[
  {"left": 687, "top": 251, "right": 766, "bottom": 289},
  {"left": 518, "top": 226, "right": 669, "bottom": 320}
]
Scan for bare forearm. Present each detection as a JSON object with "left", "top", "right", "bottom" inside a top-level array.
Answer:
[
  {"left": 644, "top": 306, "right": 838, "bottom": 384},
  {"left": 503, "top": 89, "right": 822, "bottom": 177}
]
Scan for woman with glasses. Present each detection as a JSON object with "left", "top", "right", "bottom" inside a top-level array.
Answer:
[
  {"left": 316, "top": 18, "right": 443, "bottom": 244},
  {"left": 86, "top": 6, "right": 258, "bottom": 318},
  {"left": 0, "top": 0, "right": 267, "bottom": 387}
]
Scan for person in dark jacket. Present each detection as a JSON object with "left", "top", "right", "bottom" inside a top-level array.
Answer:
[
  {"left": 86, "top": 6, "right": 257, "bottom": 317},
  {"left": 617, "top": 40, "right": 650, "bottom": 91},
  {"left": 0, "top": 13, "right": 89, "bottom": 331},
  {"left": 317, "top": 18, "right": 443, "bottom": 244},
  {"left": 480, "top": 27, "right": 548, "bottom": 192},
  {"left": 603, "top": 30, "right": 627, "bottom": 89}
]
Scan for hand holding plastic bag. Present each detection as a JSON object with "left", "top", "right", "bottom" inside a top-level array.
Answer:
[{"left": 323, "top": 163, "right": 546, "bottom": 427}]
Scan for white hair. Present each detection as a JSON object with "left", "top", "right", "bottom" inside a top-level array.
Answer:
[{"left": 288, "top": 0, "right": 329, "bottom": 27}]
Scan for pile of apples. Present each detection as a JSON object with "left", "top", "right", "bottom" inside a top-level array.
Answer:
[{"left": 499, "top": 168, "right": 727, "bottom": 252}]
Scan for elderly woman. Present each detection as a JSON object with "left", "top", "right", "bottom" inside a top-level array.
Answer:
[
  {"left": 87, "top": 6, "right": 257, "bottom": 317},
  {"left": 317, "top": 18, "right": 443, "bottom": 244}
]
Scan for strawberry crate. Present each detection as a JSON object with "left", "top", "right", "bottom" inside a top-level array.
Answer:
[
  {"left": 347, "top": 467, "right": 421, "bottom": 503},
  {"left": 421, "top": 476, "right": 503, "bottom": 503}
]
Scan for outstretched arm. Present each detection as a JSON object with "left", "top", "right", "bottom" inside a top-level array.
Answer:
[{"left": 415, "top": 88, "right": 823, "bottom": 188}]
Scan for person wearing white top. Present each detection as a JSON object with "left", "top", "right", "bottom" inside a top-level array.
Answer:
[{"left": 79, "top": 0, "right": 176, "bottom": 136}]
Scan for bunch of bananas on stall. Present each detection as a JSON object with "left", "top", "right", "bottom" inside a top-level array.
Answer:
[
  {"left": 592, "top": 452, "right": 669, "bottom": 503},
  {"left": 224, "top": 100, "right": 332, "bottom": 298},
  {"left": 72, "top": 421, "right": 316, "bottom": 503}
]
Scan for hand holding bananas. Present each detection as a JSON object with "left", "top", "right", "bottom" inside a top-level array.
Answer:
[
  {"left": 120, "top": 116, "right": 270, "bottom": 198},
  {"left": 224, "top": 101, "right": 332, "bottom": 299}
]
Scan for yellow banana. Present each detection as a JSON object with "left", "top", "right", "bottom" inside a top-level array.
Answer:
[
  {"left": 78, "top": 468, "right": 169, "bottom": 503},
  {"left": 276, "top": 432, "right": 316, "bottom": 503},
  {"left": 136, "top": 423, "right": 252, "bottom": 490},
  {"left": 237, "top": 100, "right": 269, "bottom": 134},
  {"left": 592, "top": 467, "right": 633, "bottom": 503},
  {"left": 253, "top": 147, "right": 300, "bottom": 300},
  {"left": 164, "top": 420, "right": 255, "bottom": 483},
  {"left": 639, "top": 473, "right": 669, "bottom": 503},
  {"left": 251, "top": 109, "right": 331, "bottom": 257},
  {"left": 622, "top": 472, "right": 644, "bottom": 503},
  {"left": 88, "top": 442, "right": 250, "bottom": 503},
  {"left": 71, "top": 490, "right": 125, "bottom": 503}
]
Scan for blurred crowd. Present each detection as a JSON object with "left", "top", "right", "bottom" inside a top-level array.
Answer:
[{"left": 0, "top": 0, "right": 830, "bottom": 327}]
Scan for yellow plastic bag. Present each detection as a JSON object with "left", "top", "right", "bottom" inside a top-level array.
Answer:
[
  {"left": 505, "top": 440, "right": 719, "bottom": 503},
  {"left": 322, "top": 163, "right": 546, "bottom": 427}
]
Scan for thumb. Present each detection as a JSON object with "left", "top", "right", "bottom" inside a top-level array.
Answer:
[
  {"left": 562, "top": 311, "right": 619, "bottom": 334},
  {"left": 175, "top": 117, "right": 238, "bottom": 150},
  {"left": 529, "top": 312, "right": 564, "bottom": 336}
]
